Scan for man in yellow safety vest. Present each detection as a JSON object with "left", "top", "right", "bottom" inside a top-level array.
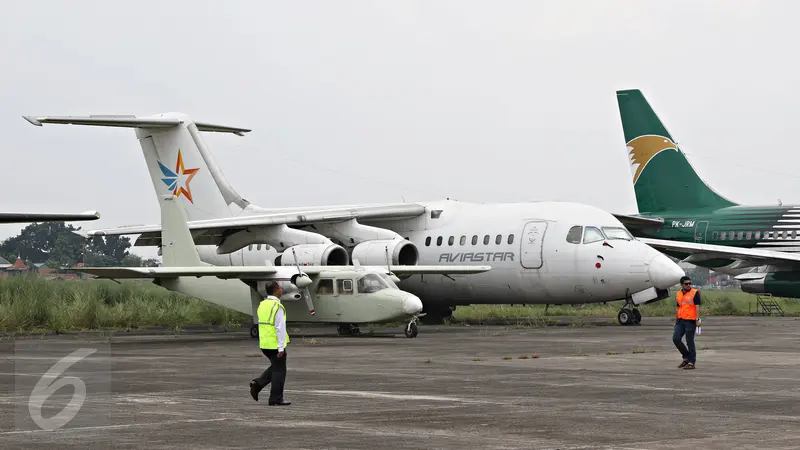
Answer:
[{"left": 249, "top": 281, "right": 291, "bottom": 405}]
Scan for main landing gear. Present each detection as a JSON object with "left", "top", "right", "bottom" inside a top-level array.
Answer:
[
  {"left": 337, "top": 324, "right": 361, "bottom": 336},
  {"left": 617, "top": 298, "right": 642, "bottom": 326}
]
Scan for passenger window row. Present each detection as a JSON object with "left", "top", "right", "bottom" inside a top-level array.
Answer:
[
  {"left": 714, "top": 230, "right": 797, "bottom": 241},
  {"left": 424, "top": 234, "right": 515, "bottom": 247}
]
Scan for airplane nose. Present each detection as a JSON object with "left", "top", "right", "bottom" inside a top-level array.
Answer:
[
  {"left": 402, "top": 294, "right": 423, "bottom": 315},
  {"left": 648, "top": 252, "right": 685, "bottom": 289}
]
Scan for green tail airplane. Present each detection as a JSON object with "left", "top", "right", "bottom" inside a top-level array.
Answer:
[{"left": 612, "top": 89, "right": 800, "bottom": 298}]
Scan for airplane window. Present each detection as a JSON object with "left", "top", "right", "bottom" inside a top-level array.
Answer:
[
  {"left": 768, "top": 231, "right": 774, "bottom": 239},
  {"left": 425, "top": 237, "right": 431, "bottom": 246},
  {"left": 437, "top": 236, "right": 443, "bottom": 246},
  {"left": 316, "top": 279, "right": 334, "bottom": 295},
  {"left": 566, "top": 226, "right": 582, "bottom": 244},
  {"left": 257, "top": 244, "right": 262, "bottom": 250},
  {"left": 460, "top": 235, "right": 466, "bottom": 245},
  {"left": 728, "top": 231, "right": 735, "bottom": 240},
  {"left": 337, "top": 279, "right": 353, "bottom": 295},
  {"left": 793, "top": 230, "right": 797, "bottom": 239},
  {"left": 483, "top": 235, "right": 490, "bottom": 245},
  {"left": 737, "top": 231, "right": 744, "bottom": 240},
  {"left": 746, "top": 231, "right": 752, "bottom": 240},
  {"left": 583, "top": 226, "right": 605, "bottom": 244},
  {"left": 508, "top": 234, "right": 514, "bottom": 245},
  {"left": 248, "top": 244, "right": 253, "bottom": 251},
  {"left": 602, "top": 227, "right": 633, "bottom": 240},
  {"left": 472, "top": 235, "right": 478, "bottom": 245},
  {"left": 495, "top": 235, "right": 502, "bottom": 245},
  {"left": 720, "top": 232, "right": 726, "bottom": 240},
  {"left": 448, "top": 236, "right": 454, "bottom": 246},
  {"left": 755, "top": 231, "right": 761, "bottom": 240},
  {"left": 357, "top": 273, "right": 389, "bottom": 294},
  {"left": 778, "top": 231, "right": 784, "bottom": 239},
  {"left": 712, "top": 231, "right": 718, "bottom": 240}
]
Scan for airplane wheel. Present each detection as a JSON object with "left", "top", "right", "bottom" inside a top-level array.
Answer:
[
  {"left": 617, "top": 309, "right": 634, "bottom": 326},
  {"left": 250, "top": 324, "right": 258, "bottom": 338},
  {"left": 632, "top": 309, "right": 642, "bottom": 325},
  {"left": 405, "top": 322, "right": 418, "bottom": 338}
]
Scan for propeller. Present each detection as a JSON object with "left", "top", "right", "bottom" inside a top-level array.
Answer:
[{"left": 290, "top": 247, "right": 315, "bottom": 315}]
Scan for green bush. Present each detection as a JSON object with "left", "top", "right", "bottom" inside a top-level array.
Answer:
[{"left": 0, "top": 275, "right": 248, "bottom": 334}]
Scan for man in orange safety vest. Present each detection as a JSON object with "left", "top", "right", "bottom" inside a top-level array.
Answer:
[{"left": 674, "top": 276, "right": 701, "bottom": 370}]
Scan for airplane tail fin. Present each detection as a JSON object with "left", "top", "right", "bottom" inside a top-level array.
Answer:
[
  {"left": 23, "top": 113, "right": 254, "bottom": 221},
  {"left": 159, "top": 195, "right": 204, "bottom": 267},
  {"left": 615, "top": 90, "right": 738, "bottom": 213}
]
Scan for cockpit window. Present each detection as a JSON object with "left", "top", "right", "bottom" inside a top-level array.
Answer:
[
  {"left": 566, "top": 226, "right": 582, "bottom": 244},
  {"left": 583, "top": 226, "right": 605, "bottom": 244},
  {"left": 357, "top": 273, "right": 389, "bottom": 294},
  {"left": 602, "top": 227, "right": 633, "bottom": 240}
]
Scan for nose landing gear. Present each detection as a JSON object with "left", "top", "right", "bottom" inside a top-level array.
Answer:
[
  {"left": 404, "top": 316, "right": 420, "bottom": 338},
  {"left": 617, "top": 296, "right": 642, "bottom": 326}
]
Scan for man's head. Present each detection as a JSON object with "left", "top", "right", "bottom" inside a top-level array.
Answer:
[
  {"left": 680, "top": 276, "right": 692, "bottom": 291},
  {"left": 265, "top": 281, "right": 283, "bottom": 298}
]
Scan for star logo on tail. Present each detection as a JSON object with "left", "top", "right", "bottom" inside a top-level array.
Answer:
[{"left": 157, "top": 149, "right": 199, "bottom": 203}]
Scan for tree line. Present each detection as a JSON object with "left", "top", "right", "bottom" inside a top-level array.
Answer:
[{"left": 0, "top": 222, "right": 159, "bottom": 268}]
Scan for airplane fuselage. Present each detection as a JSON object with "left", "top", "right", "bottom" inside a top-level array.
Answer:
[
  {"left": 194, "top": 200, "right": 679, "bottom": 316},
  {"left": 632, "top": 205, "right": 800, "bottom": 274}
]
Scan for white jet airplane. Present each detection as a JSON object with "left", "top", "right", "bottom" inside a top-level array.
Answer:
[
  {"left": 24, "top": 113, "right": 685, "bottom": 326},
  {"left": 75, "top": 194, "right": 487, "bottom": 338}
]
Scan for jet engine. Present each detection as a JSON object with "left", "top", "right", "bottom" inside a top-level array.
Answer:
[
  {"left": 275, "top": 243, "right": 349, "bottom": 266},
  {"left": 351, "top": 239, "right": 419, "bottom": 266}
]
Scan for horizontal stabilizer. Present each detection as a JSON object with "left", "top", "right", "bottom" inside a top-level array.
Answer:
[
  {"left": 23, "top": 114, "right": 251, "bottom": 136},
  {"left": 612, "top": 213, "right": 664, "bottom": 229},
  {"left": 0, "top": 210, "right": 100, "bottom": 223}
]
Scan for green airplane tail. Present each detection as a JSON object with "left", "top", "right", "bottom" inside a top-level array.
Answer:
[{"left": 616, "top": 89, "right": 737, "bottom": 214}]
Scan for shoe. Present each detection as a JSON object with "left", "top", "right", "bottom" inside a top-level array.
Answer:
[
  {"left": 678, "top": 361, "right": 689, "bottom": 368},
  {"left": 249, "top": 381, "right": 259, "bottom": 401},
  {"left": 683, "top": 363, "right": 695, "bottom": 370},
  {"left": 268, "top": 400, "right": 291, "bottom": 406}
]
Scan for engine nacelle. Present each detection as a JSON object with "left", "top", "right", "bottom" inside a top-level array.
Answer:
[
  {"left": 276, "top": 243, "right": 349, "bottom": 266},
  {"left": 256, "top": 279, "right": 304, "bottom": 301},
  {"left": 351, "top": 239, "right": 419, "bottom": 266}
]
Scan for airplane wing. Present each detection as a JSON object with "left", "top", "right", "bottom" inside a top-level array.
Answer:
[
  {"left": 74, "top": 264, "right": 492, "bottom": 280},
  {"left": 612, "top": 213, "right": 664, "bottom": 229},
  {"left": 75, "top": 203, "right": 427, "bottom": 246},
  {"left": 638, "top": 237, "right": 800, "bottom": 267},
  {"left": 0, "top": 210, "right": 100, "bottom": 224}
]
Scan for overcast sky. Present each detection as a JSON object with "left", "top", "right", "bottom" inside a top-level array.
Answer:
[{"left": 1, "top": 1, "right": 798, "bottom": 259}]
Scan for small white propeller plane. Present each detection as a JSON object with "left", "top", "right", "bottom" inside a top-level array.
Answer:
[{"left": 73, "top": 194, "right": 490, "bottom": 338}]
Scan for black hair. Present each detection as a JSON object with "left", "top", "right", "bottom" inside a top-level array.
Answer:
[
  {"left": 264, "top": 281, "right": 281, "bottom": 295},
  {"left": 680, "top": 276, "right": 691, "bottom": 284}
]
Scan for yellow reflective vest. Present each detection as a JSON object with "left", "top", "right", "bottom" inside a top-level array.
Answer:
[{"left": 257, "top": 298, "right": 290, "bottom": 349}]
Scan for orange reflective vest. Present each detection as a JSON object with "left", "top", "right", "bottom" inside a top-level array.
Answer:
[{"left": 676, "top": 288, "right": 699, "bottom": 320}]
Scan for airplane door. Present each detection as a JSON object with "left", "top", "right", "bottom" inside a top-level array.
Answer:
[
  {"left": 694, "top": 221, "right": 709, "bottom": 243},
  {"left": 520, "top": 221, "right": 547, "bottom": 269}
]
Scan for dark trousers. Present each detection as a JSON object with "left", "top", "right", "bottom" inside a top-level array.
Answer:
[
  {"left": 673, "top": 319, "right": 696, "bottom": 363},
  {"left": 252, "top": 349, "right": 287, "bottom": 402}
]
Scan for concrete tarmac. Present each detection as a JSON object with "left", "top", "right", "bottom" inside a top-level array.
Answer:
[{"left": 1, "top": 316, "right": 799, "bottom": 449}]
